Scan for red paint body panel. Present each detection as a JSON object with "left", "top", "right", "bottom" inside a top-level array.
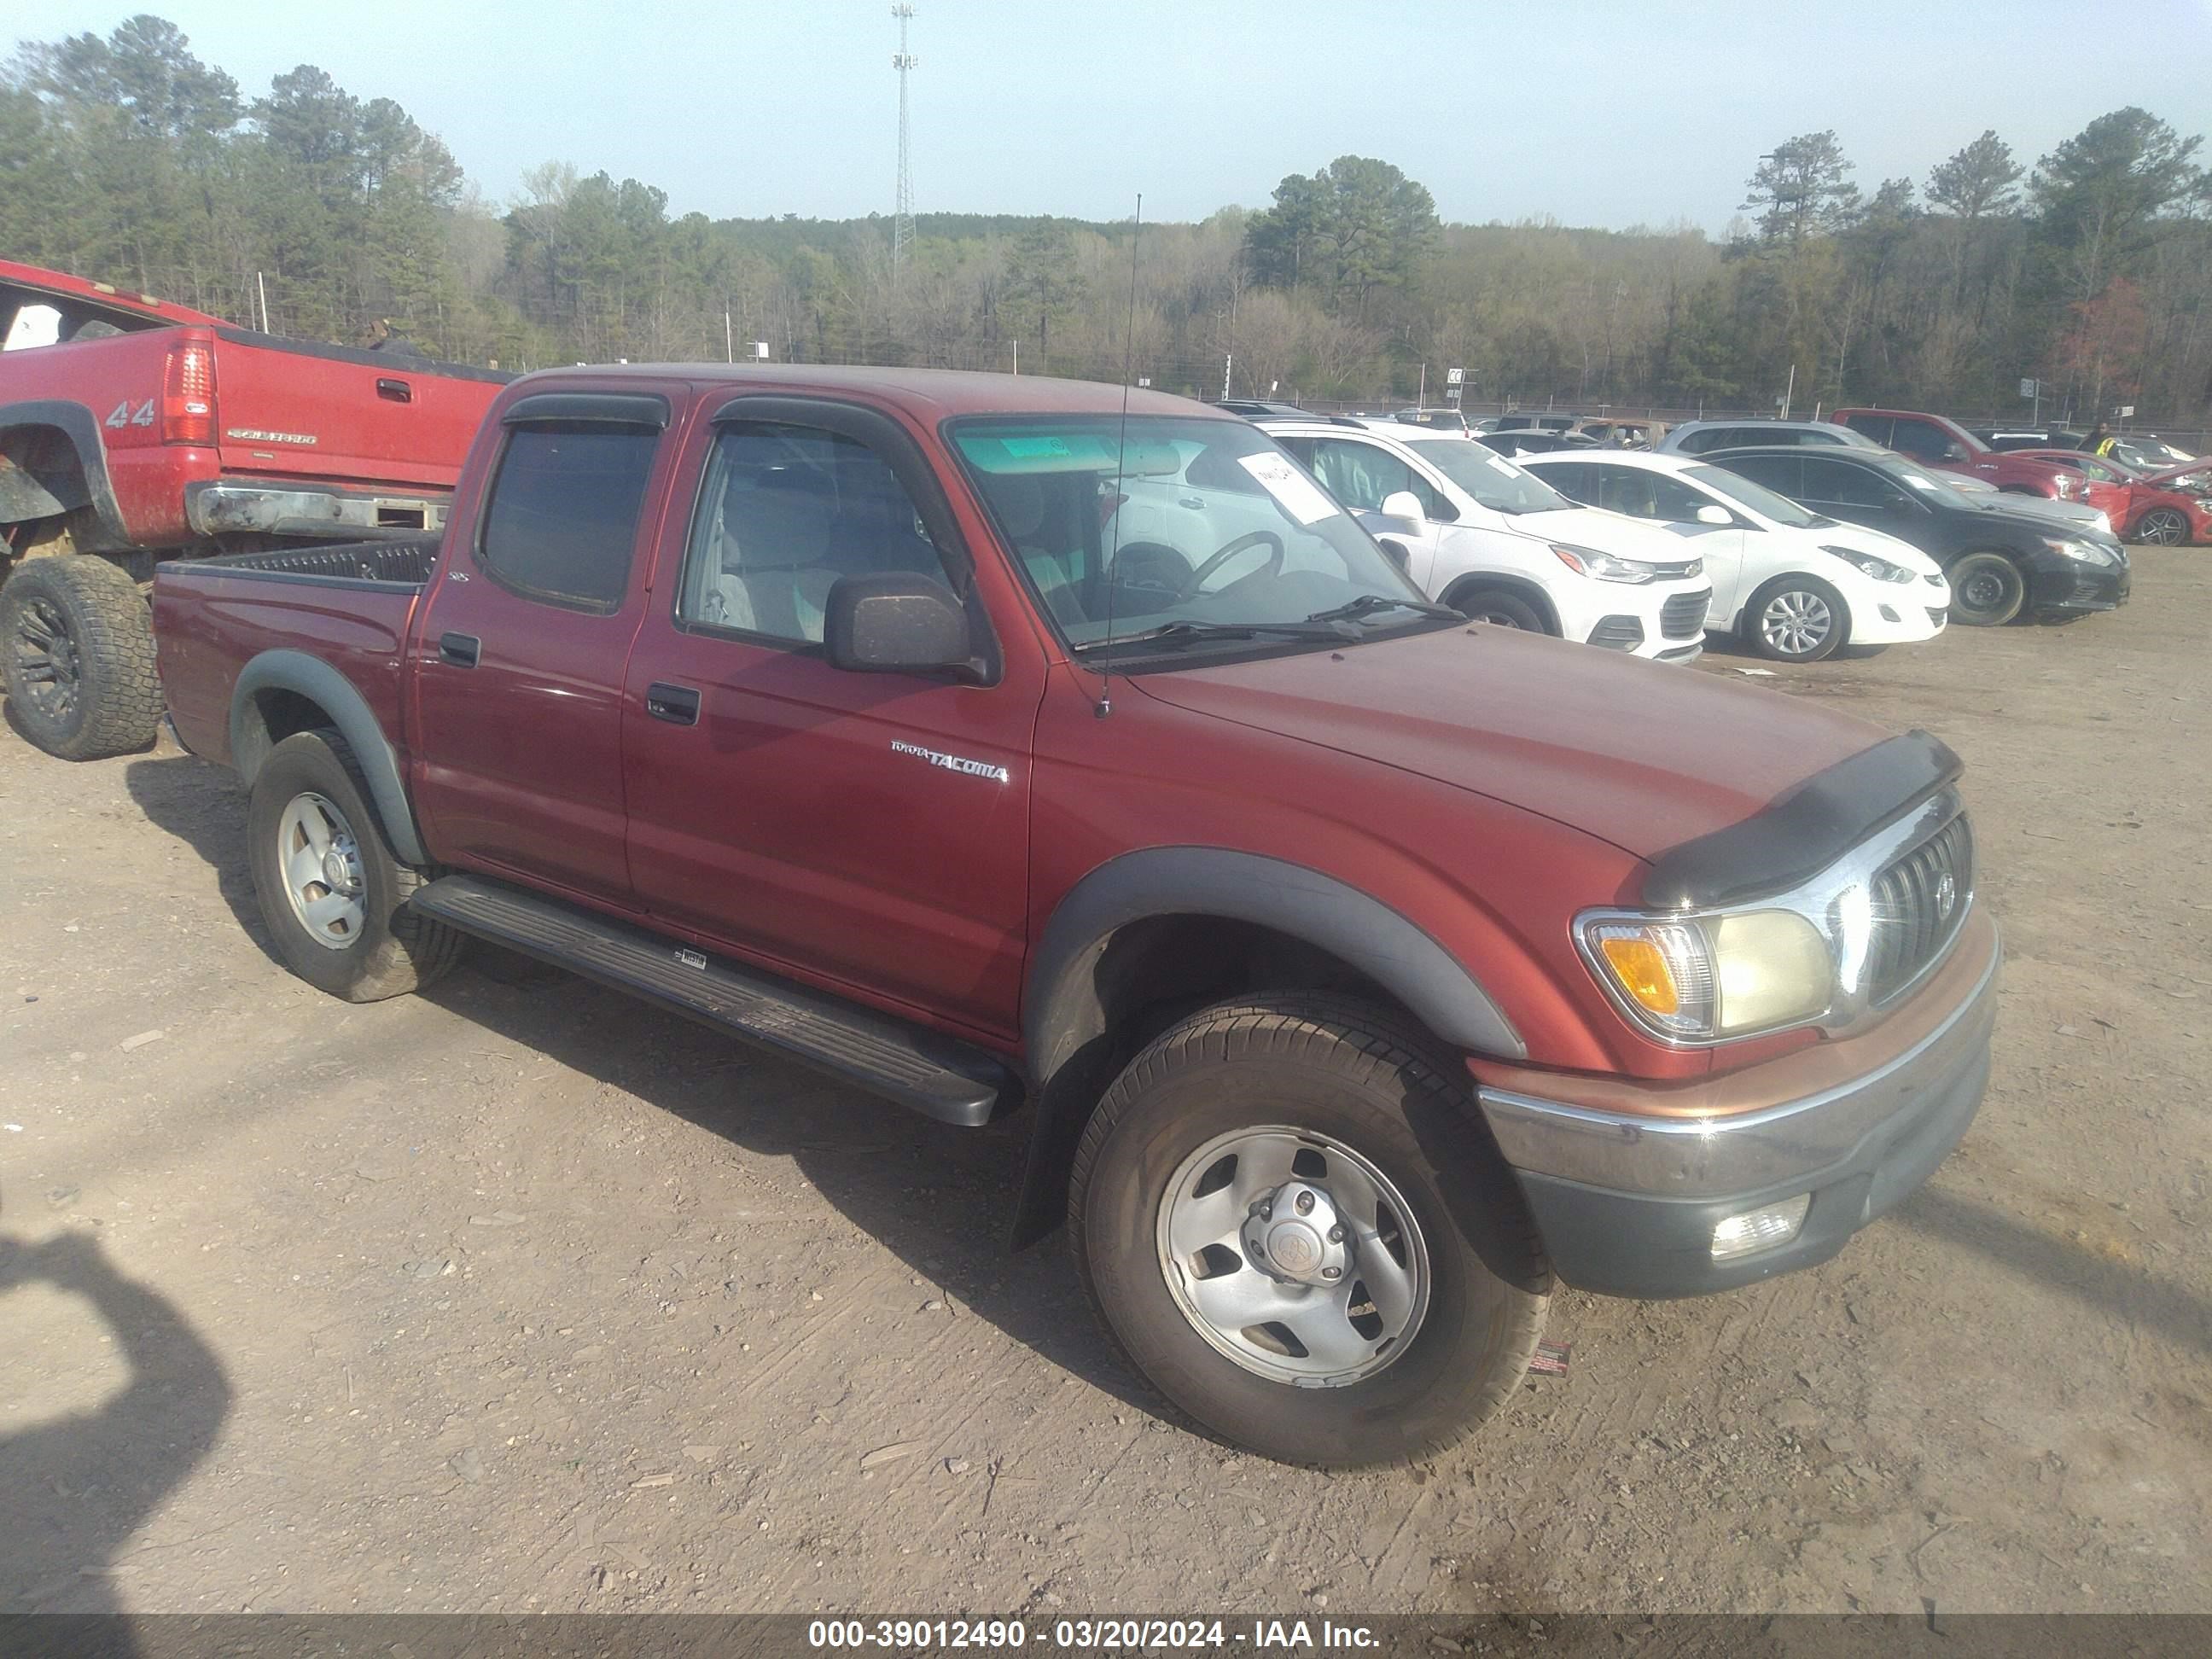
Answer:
[
  {"left": 2010, "top": 449, "right": 2212, "bottom": 543},
  {"left": 154, "top": 364, "right": 1937, "bottom": 1098},
  {"left": 3, "top": 259, "right": 502, "bottom": 550}
]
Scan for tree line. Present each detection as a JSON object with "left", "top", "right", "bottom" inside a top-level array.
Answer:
[{"left": 5, "top": 15, "right": 2209, "bottom": 426}]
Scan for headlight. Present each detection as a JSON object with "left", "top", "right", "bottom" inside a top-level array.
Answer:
[
  {"left": 1822, "top": 545, "right": 1913, "bottom": 583},
  {"left": 1551, "top": 544, "right": 1666, "bottom": 584},
  {"left": 2040, "top": 535, "right": 2119, "bottom": 567},
  {"left": 1580, "top": 909, "right": 1831, "bottom": 1041}
]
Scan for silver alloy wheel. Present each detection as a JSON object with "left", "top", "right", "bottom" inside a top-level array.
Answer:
[
  {"left": 2134, "top": 508, "right": 2189, "bottom": 545},
  {"left": 276, "top": 791, "right": 367, "bottom": 951},
  {"left": 1759, "top": 588, "right": 1834, "bottom": 656},
  {"left": 1470, "top": 606, "right": 1524, "bottom": 628},
  {"left": 1155, "top": 1125, "right": 1431, "bottom": 1388}
]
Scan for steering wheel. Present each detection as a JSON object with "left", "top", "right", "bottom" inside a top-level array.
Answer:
[{"left": 1176, "top": 530, "right": 1284, "bottom": 601}]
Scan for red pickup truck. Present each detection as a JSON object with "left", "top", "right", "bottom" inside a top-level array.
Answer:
[
  {"left": 152, "top": 365, "right": 2000, "bottom": 1467},
  {"left": 1831, "top": 408, "right": 2087, "bottom": 504},
  {"left": 0, "top": 259, "right": 505, "bottom": 759}
]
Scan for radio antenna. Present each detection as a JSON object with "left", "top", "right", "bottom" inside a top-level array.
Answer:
[{"left": 1097, "top": 191, "right": 1141, "bottom": 719}]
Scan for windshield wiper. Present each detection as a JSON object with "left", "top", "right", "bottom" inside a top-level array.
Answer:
[
  {"left": 1303, "top": 593, "right": 1461, "bottom": 626},
  {"left": 1068, "top": 619, "right": 1351, "bottom": 655}
]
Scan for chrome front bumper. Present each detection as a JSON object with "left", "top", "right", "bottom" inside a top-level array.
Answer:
[{"left": 1475, "top": 922, "right": 2000, "bottom": 1297}]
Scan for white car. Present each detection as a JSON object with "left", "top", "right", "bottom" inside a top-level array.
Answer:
[
  {"left": 1517, "top": 450, "right": 1953, "bottom": 662},
  {"left": 1254, "top": 419, "right": 1713, "bottom": 663}
]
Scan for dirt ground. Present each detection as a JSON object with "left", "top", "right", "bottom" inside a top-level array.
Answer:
[{"left": 3, "top": 550, "right": 2208, "bottom": 1621}]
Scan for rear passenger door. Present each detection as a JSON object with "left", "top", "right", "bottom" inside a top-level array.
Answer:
[
  {"left": 410, "top": 392, "right": 678, "bottom": 905},
  {"left": 618, "top": 396, "right": 1038, "bottom": 1042}
]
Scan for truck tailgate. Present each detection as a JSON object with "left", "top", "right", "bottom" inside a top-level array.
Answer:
[
  {"left": 152, "top": 539, "right": 435, "bottom": 768},
  {"left": 208, "top": 329, "right": 505, "bottom": 493}
]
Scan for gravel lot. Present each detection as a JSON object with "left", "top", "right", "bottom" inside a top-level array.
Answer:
[{"left": 3, "top": 550, "right": 2208, "bottom": 1619}]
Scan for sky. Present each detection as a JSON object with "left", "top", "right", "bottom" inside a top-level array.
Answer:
[{"left": 20, "top": 0, "right": 2212, "bottom": 231}]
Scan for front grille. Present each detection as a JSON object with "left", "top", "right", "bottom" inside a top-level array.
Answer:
[
  {"left": 1866, "top": 814, "right": 1973, "bottom": 1004},
  {"left": 1660, "top": 589, "right": 1711, "bottom": 638},
  {"left": 1588, "top": 614, "right": 1644, "bottom": 650}
]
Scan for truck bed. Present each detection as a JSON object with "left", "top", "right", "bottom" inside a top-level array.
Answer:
[{"left": 152, "top": 537, "right": 438, "bottom": 768}]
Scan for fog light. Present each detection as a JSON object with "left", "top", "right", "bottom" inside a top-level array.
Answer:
[
  {"left": 1878, "top": 604, "right": 1901, "bottom": 623},
  {"left": 1710, "top": 1194, "right": 1812, "bottom": 1261}
]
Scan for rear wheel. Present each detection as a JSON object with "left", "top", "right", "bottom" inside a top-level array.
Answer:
[
  {"left": 2131, "top": 507, "right": 2190, "bottom": 545},
  {"left": 1947, "top": 551, "right": 2027, "bottom": 626},
  {"left": 1743, "top": 574, "right": 1848, "bottom": 662},
  {"left": 1447, "top": 585, "right": 1549, "bottom": 633},
  {"left": 0, "top": 552, "right": 162, "bottom": 760},
  {"left": 247, "top": 728, "right": 464, "bottom": 1001},
  {"left": 1068, "top": 994, "right": 1551, "bottom": 1467}
]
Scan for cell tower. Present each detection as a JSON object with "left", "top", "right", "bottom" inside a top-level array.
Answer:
[{"left": 892, "top": 4, "right": 917, "bottom": 275}]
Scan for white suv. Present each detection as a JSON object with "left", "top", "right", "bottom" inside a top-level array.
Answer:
[{"left": 1256, "top": 419, "right": 1713, "bottom": 662}]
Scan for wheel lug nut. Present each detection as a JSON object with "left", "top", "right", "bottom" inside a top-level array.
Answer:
[
  {"left": 1295, "top": 1191, "right": 1315, "bottom": 1215},
  {"left": 1327, "top": 1225, "right": 1344, "bottom": 1243},
  {"left": 1259, "top": 1203, "right": 1272, "bottom": 1220},
  {"left": 1322, "top": 1266, "right": 1342, "bottom": 1280}
]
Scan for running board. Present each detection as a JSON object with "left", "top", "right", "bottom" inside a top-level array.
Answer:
[{"left": 410, "top": 875, "right": 1017, "bottom": 1127}]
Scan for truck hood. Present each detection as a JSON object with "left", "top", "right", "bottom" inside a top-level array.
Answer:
[
  {"left": 1132, "top": 626, "right": 1888, "bottom": 860},
  {"left": 2140, "top": 458, "right": 2212, "bottom": 494}
]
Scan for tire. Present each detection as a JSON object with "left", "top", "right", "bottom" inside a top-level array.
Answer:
[
  {"left": 1068, "top": 993, "right": 1551, "bottom": 1468},
  {"left": 2131, "top": 507, "right": 2190, "bottom": 545},
  {"left": 1947, "top": 551, "right": 2027, "bottom": 626},
  {"left": 1447, "top": 585, "right": 1549, "bottom": 633},
  {"left": 0, "top": 553, "right": 162, "bottom": 760},
  {"left": 246, "top": 728, "right": 464, "bottom": 1001},
  {"left": 1742, "top": 573, "right": 1848, "bottom": 662}
]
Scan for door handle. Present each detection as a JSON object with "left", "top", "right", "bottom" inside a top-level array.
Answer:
[
  {"left": 645, "top": 682, "right": 701, "bottom": 725},
  {"left": 439, "top": 632, "right": 480, "bottom": 668},
  {"left": 376, "top": 378, "right": 413, "bottom": 402}
]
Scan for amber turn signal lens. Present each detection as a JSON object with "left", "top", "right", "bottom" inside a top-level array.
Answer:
[{"left": 1598, "top": 934, "right": 1679, "bottom": 1016}]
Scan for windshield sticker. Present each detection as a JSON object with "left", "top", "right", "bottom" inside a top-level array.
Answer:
[
  {"left": 1237, "top": 451, "right": 1339, "bottom": 524},
  {"left": 1484, "top": 452, "right": 1520, "bottom": 474},
  {"left": 1001, "top": 436, "right": 1072, "bottom": 458},
  {"left": 1904, "top": 473, "right": 1939, "bottom": 491}
]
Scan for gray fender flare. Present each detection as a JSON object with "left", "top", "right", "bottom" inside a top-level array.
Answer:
[
  {"left": 1010, "top": 847, "right": 1524, "bottom": 1246},
  {"left": 229, "top": 649, "right": 428, "bottom": 866},
  {"left": 0, "top": 399, "right": 132, "bottom": 548}
]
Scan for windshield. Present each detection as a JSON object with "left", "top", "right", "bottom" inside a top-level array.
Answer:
[
  {"left": 1885, "top": 457, "right": 1979, "bottom": 510},
  {"left": 1405, "top": 437, "right": 1572, "bottom": 514},
  {"left": 1685, "top": 463, "right": 1830, "bottom": 528},
  {"left": 951, "top": 416, "right": 1437, "bottom": 655}
]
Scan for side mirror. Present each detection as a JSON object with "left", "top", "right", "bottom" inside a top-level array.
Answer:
[
  {"left": 824, "top": 572, "right": 975, "bottom": 677},
  {"left": 1378, "top": 490, "right": 1428, "bottom": 523},
  {"left": 1693, "top": 504, "right": 1732, "bottom": 527},
  {"left": 1377, "top": 539, "right": 1411, "bottom": 571}
]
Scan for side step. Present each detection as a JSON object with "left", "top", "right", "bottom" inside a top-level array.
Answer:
[{"left": 410, "top": 875, "right": 1018, "bottom": 1127}]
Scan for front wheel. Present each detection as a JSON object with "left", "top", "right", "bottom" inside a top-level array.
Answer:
[
  {"left": 1068, "top": 995, "right": 1551, "bottom": 1467},
  {"left": 2131, "top": 507, "right": 2191, "bottom": 545},
  {"left": 1947, "top": 551, "right": 2027, "bottom": 626},
  {"left": 1743, "top": 574, "right": 1848, "bottom": 661},
  {"left": 246, "top": 728, "right": 464, "bottom": 1001},
  {"left": 0, "top": 552, "right": 162, "bottom": 760},
  {"left": 1448, "top": 586, "right": 1549, "bottom": 633}
]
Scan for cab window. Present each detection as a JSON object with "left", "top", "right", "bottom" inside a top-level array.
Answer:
[
  {"left": 677, "top": 422, "right": 952, "bottom": 645},
  {"left": 1306, "top": 438, "right": 1447, "bottom": 520},
  {"left": 477, "top": 422, "right": 661, "bottom": 612}
]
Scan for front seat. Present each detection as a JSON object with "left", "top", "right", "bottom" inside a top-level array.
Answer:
[{"left": 705, "top": 479, "right": 838, "bottom": 640}]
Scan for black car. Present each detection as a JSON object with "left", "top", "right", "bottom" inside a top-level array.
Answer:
[
  {"left": 1214, "top": 399, "right": 1313, "bottom": 421},
  {"left": 1703, "top": 447, "right": 2129, "bottom": 626}
]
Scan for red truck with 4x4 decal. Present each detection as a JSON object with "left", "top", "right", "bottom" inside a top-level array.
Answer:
[
  {"left": 0, "top": 258, "right": 506, "bottom": 759},
  {"left": 151, "top": 364, "right": 2000, "bottom": 1467}
]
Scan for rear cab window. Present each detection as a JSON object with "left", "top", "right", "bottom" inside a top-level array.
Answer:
[{"left": 477, "top": 407, "right": 665, "bottom": 612}]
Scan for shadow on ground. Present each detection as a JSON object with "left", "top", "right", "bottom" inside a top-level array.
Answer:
[{"left": 0, "top": 1229, "right": 232, "bottom": 1628}]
